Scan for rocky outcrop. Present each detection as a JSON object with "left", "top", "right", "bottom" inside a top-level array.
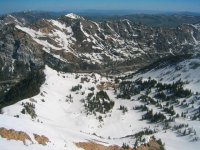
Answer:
[
  {"left": 0, "top": 127, "right": 50, "bottom": 146},
  {"left": 0, "top": 127, "right": 32, "bottom": 145},
  {"left": 75, "top": 138, "right": 164, "bottom": 150},
  {"left": 75, "top": 142, "right": 125, "bottom": 150},
  {"left": 33, "top": 134, "right": 50, "bottom": 145},
  {"left": 96, "top": 81, "right": 116, "bottom": 90},
  {"left": 134, "top": 139, "right": 163, "bottom": 150}
]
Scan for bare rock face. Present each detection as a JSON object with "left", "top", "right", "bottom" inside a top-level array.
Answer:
[
  {"left": 0, "top": 23, "right": 44, "bottom": 81},
  {"left": 0, "top": 127, "right": 50, "bottom": 146},
  {"left": 33, "top": 134, "right": 50, "bottom": 145},
  {"left": 75, "top": 138, "right": 163, "bottom": 150},
  {"left": 0, "top": 127, "right": 32, "bottom": 145},
  {"left": 75, "top": 142, "right": 124, "bottom": 150},
  {"left": 134, "top": 139, "right": 162, "bottom": 150}
]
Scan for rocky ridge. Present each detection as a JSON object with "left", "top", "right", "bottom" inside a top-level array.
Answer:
[{"left": 0, "top": 13, "right": 200, "bottom": 98}]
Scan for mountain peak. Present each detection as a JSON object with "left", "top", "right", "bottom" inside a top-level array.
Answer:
[
  {"left": 3, "top": 15, "right": 23, "bottom": 25},
  {"left": 65, "top": 13, "right": 85, "bottom": 20}
]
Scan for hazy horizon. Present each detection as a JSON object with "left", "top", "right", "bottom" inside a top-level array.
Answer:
[
  {"left": 0, "top": 0, "right": 200, "bottom": 15},
  {"left": 1, "top": 9, "right": 200, "bottom": 16}
]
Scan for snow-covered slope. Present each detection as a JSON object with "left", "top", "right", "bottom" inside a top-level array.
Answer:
[
  {"left": 0, "top": 66, "right": 152, "bottom": 149},
  {"left": 129, "top": 56, "right": 200, "bottom": 93},
  {"left": 117, "top": 55, "right": 200, "bottom": 149},
  {"left": 1, "top": 61, "right": 200, "bottom": 149}
]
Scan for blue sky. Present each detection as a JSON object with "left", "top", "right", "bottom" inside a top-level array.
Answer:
[{"left": 0, "top": 0, "right": 200, "bottom": 14}]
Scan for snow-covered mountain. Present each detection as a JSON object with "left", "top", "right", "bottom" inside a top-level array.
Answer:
[
  {"left": 0, "top": 13, "right": 200, "bottom": 81},
  {"left": 1, "top": 13, "right": 200, "bottom": 150},
  {"left": 65, "top": 13, "right": 85, "bottom": 20}
]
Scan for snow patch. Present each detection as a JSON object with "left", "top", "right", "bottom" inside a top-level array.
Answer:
[{"left": 65, "top": 13, "right": 85, "bottom": 20}]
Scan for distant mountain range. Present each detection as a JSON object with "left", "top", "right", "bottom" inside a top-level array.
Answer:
[
  {"left": 0, "top": 12, "right": 200, "bottom": 79},
  {"left": 1, "top": 10, "right": 200, "bottom": 27}
]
